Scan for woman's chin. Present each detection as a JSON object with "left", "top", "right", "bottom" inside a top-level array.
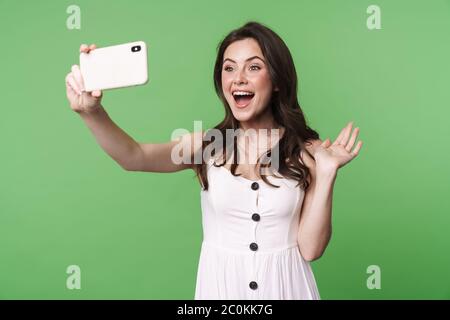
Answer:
[{"left": 231, "top": 109, "right": 253, "bottom": 122}]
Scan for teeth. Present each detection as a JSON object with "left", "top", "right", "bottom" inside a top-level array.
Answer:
[{"left": 233, "top": 91, "right": 254, "bottom": 96}]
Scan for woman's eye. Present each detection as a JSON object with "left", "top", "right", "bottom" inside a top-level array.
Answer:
[{"left": 223, "top": 65, "right": 260, "bottom": 72}]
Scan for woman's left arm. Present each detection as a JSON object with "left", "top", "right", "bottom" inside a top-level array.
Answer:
[{"left": 297, "top": 122, "right": 363, "bottom": 262}]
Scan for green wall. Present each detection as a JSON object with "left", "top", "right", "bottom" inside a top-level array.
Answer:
[{"left": 1, "top": 0, "right": 449, "bottom": 299}]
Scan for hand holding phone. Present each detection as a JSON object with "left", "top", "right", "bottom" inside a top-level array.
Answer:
[
  {"left": 65, "top": 41, "right": 149, "bottom": 115},
  {"left": 80, "top": 41, "right": 149, "bottom": 92},
  {"left": 65, "top": 44, "right": 103, "bottom": 115}
]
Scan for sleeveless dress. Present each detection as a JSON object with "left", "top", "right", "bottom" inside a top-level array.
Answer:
[{"left": 194, "top": 157, "right": 320, "bottom": 300}]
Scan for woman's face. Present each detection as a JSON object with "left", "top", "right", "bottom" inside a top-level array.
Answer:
[{"left": 221, "top": 38, "right": 277, "bottom": 124}]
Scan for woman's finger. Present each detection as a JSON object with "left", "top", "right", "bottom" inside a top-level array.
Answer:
[
  {"left": 71, "top": 65, "right": 85, "bottom": 92},
  {"left": 333, "top": 122, "right": 352, "bottom": 146},
  {"left": 351, "top": 141, "right": 363, "bottom": 157},
  {"left": 340, "top": 122, "right": 353, "bottom": 146},
  {"left": 80, "top": 44, "right": 89, "bottom": 53},
  {"left": 66, "top": 73, "right": 81, "bottom": 95},
  {"left": 65, "top": 74, "right": 77, "bottom": 96},
  {"left": 80, "top": 43, "right": 96, "bottom": 54},
  {"left": 332, "top": 125, "right": 346, "bottom": 146},
  {"left": 91, "top": 90, "right": 102, "bottom": 98},
  {"left": 345, "top": 127, "right": 359, "bottom": 152}
]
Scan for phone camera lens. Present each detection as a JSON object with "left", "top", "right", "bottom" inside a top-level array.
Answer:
[{"left": 131, "top": 45, "right": 141, "bottom": 52}]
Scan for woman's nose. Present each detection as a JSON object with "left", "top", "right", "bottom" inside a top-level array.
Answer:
[{"left": 233, "top": 69, "right": 247, "bottom": 84}]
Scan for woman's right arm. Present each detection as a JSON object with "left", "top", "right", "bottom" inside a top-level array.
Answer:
[{"left": 65, "top": 44, "right": 202, "bottom": 173}]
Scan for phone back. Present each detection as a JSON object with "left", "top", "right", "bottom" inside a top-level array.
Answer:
[{"left": 80, "top": 41, "right": 148, "bottom": 91}]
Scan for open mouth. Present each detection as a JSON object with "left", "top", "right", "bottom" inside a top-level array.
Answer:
[{"left": 232, "top": 91, "right": 255, "bottom": 107}]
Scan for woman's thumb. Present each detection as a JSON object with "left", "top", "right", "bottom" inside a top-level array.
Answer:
[
  {"left": 300, "top": 149, "right": 315, "bottom": 169},
  {"left": 321, "top": 138, "right": 331, "bottom": 147}
]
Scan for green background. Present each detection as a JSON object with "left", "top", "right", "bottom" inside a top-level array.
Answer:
[{"left": 1, "top": 0, "right": 449, "bottom": 299}]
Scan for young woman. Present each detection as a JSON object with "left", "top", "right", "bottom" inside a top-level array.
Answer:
[{"left": 65, "top": 21, "right": 362, "bottom": 300}]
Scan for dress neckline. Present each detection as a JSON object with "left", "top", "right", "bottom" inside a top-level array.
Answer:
[{"left": 217, "top": 165, "right": 262, "bottom": 183}]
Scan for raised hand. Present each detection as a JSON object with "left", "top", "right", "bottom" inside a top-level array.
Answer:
[
  {"left": 305, "top": 122, "right": 363, "bottom": 174},
  {"left": 65, "top": 44, "right": 103, "bottom": 114}
]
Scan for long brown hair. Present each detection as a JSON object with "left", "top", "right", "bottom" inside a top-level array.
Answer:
[{"left": 193, "top": 21, "right": 320, "bottom": 191}]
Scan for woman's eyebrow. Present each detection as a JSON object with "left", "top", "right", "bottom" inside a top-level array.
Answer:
[{"left": 223, "top": 56, "right": 265, "bottom": 64}]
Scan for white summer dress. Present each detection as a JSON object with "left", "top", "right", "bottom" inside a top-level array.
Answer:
[{"left": 194, "top": 157, "right": 320, "bottom": 300}]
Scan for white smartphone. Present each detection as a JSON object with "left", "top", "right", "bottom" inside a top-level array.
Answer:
[{"left": 80, "top": 41, "right": 149, "bottom": 92}]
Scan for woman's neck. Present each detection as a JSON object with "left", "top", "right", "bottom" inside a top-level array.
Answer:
[{"left": 238, "top": 107, "right": 279, "bottom": 132}]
